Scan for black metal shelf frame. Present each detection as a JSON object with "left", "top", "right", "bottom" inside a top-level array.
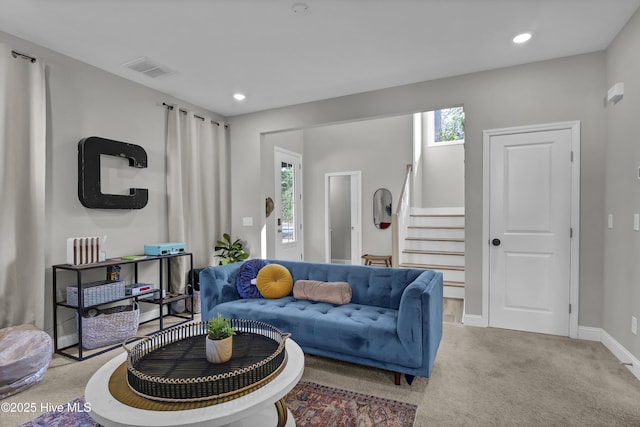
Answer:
[{"left": 52, "top": 252, "right": 194, "bottom": 361}]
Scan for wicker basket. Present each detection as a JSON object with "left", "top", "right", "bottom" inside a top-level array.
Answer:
[
  {"left": 185, "top": 290, "right": 200, "bottom": 314},
  {"left": 78, "top": 303, "right": 139, "bottom": 350},
  {"left": 67, "top": 280, "right": 125, "bottom": 307}
]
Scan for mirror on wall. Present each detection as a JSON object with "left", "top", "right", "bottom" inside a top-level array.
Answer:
[{"left": 373, "top": 188, "right": 392, "bottom": 229}]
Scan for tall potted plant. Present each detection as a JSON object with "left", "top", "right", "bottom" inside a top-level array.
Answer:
[
  {"left": 205, "top": 314, "right": 235, "bottom": 364},
  {"left": 214, "top": 233, "right": 249, "bottom": 265}
]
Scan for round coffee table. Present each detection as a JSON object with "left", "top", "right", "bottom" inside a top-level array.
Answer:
[{"left": 85, "top": 339, "right": 304, "bottom": 427}]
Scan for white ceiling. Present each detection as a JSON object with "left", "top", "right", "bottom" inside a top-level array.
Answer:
[{"left": 1, "top": 0, "right": 639, "bottom": 117}]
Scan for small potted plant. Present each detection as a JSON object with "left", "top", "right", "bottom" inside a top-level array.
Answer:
[
  {"left": 205, "top": 314, "right": 235, "bottom": 364},
  {"left": 214, "top": 233, "right": 250, "bottom": 265}
]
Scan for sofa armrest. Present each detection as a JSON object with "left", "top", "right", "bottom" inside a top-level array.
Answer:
[
  {"left": 199, "top": 262, "right": 243, "bottom": 321},
  {"left": 397, "top": 270, "right": 443, "bottom": 375}
]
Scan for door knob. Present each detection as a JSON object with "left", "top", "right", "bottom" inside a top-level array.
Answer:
[{"left": 491, "top": 238, "right": 501, "bottom": 246}]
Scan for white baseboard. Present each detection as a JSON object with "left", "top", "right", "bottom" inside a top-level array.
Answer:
[
  {"left": 331, "top": 259, "right": 351, "bottom": 265},
  {"left": 600, "top": 329, "right": 640, "bottom": 381},
  {"left": 462, "top": 313, "right": 487, "bottom": 327},
  {"left": 577, "top": 325, "right": 640, "bottom": 378},
  {"left": 576, "top": 325, "right": 602, "bottom": 342}
]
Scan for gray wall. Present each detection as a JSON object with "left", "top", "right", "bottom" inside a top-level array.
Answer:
[
  {"left": 0, "top": 31, "right": 223, "bottom": 336},
  {"left": 228, "top": 51, "right": 607, "bottom": 331},
  {"left": 421, "top": 141, "right": 465, "bottom": 208},
  {"left": 260, "top": 116, "right": 412, "bottom": 262},
  {"left": 303, "top": 116, "right": 412, "bottom": 261},
  {"left": 604, "top": 8, "right": 640, "bottom": 358}
]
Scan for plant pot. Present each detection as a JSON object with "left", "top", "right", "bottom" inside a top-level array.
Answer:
[{"left": 205, "top": 335, "right": 233, "bottom": 363}]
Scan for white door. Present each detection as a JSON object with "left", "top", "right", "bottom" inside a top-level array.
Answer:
[
  {"left": 274, "top": 147, "right": 303, "bottom": 261},
  {"left": 325, "top": 171, "right": 362, "bottom": 264},
  {"left": 488, "top": 128, "right": 573, "bottom": 336}
]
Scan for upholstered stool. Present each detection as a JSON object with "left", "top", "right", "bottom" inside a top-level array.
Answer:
[{"left": 0, "top": 324, "right": 52, "bottom": 399}]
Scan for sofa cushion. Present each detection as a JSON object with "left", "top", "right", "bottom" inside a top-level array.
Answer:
[
  {"left": 214, "top": 297, "right": 421, "bottom": 368},
  {"left": 271, "top": 260, "right": 425, "bottom": 310},
  {"left": 236, "top": 259, "right": 269, "bottom": 298},
  {"left": 256, "top": 264, "right": 293, "bottom": 299},
  {"left": 293, "top": 280, "right": 352, "bottom": 305}
]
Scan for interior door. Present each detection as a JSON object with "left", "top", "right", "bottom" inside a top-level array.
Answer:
[
  {"left": 274, "top": 147, "right": 303, "bottom": 261},
  {"left": 325, "top": 171, "right": 361, "bottom": 264},
  {"left": 488, "top": 128, "right": 572, "bottom": 336}
]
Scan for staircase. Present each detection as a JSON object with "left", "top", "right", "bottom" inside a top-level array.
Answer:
[{"left": 398, "top": 208, "right": 465, "bottom": 299}]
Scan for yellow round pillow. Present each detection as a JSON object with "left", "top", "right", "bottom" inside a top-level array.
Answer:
[{"left": 256, "top": 264, "right": 293, "bottom": 299}]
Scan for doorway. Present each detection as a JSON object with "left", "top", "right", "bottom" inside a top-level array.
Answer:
[
  {"left": 482, "top": 121, "right": 580, "bottom": 337},
  {"left": 325, "top": 171, "right": 362, "bottom": 265},
  {"left": 274, "top": 147, "right": 303, "bottom": 261}
]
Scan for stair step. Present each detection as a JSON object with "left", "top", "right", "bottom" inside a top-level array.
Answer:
[
  {"left": 400, "top": 263, "right": 465, "bottom": 271},
  {"left": 403, "top": 249, "right": 464, "bottom": 256},
  {"left": 444, "top": 281, "right": 465, "bottom": 287},
  {"left": 411, "top": 214, "right": 465, "bottom": 217},
  {"left": 406, "top": 237, "right": 464, "bottom": 242},
  {"left": 409, "top": 226, "right": 464, "bottom": 230}
]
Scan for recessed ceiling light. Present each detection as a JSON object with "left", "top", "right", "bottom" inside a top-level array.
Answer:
[
  {"left": 233, "top": 93, "right": 246, "bottom": 101},
  {"left": 513, "top": 33, "right": 532, "bottom": 44}
]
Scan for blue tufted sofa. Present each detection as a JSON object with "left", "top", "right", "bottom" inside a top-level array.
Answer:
[{"left": 199, "top": 260, "right": 443, "bottom": 384}]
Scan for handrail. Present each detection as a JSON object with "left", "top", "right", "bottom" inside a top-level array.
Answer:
[
  {"left": 395, "top": 164, "right": 413, "bottom": 216},
  {"left": 392, "top": 164, "right": 413, "bottom": 267}
]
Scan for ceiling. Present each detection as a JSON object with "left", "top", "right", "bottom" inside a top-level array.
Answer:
[{"left": 1, "top": 0, "right": 639, "bottom": 117}]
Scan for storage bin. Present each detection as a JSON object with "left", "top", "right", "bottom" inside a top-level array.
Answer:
[
  {"left": 67, "top": 280, "right": 125, "bottom": 307},
  {"left": 186, "top": 290, "right": 200, "bottom": 314},
  {"left": 78, "top": 303, "right": 139, "bottom": 349}
]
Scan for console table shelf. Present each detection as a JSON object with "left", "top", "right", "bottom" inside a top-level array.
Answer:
[{"left": 52, "top": 252, "right": 194, "bottom": 361}]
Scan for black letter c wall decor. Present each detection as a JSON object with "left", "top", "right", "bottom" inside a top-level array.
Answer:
[{"left": 78, "top": 136, "right": 149, "bottom": 209}]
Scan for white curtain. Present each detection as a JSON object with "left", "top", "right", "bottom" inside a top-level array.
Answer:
[
  {"left": 166, "top": 107, "right": 229, "bottom": 293},
  {"left": 0, "top": 44, "right": 46, "bottom": 329}
]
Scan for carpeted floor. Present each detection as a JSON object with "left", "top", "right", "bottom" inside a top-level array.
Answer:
[
  {"left": 17, "top": 382, "right": 416, "bottom": 427},
  {"left": 4, "top": 321, "right": 640, "bottom": 426}
]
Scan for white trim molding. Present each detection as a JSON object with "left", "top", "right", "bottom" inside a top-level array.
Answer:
[
  {"left": 601, "top": 329, "right": 640, "bottom": 381},
  {"left": 576, "top": 326, "right": 640, "bottom": 381},
  {"left": 462, "top": 313, "right": 487, "bottom": 328}
]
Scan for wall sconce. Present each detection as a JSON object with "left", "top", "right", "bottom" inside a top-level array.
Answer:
[{"left": 607, "top": 82, "right": 624, "bottom": 103}]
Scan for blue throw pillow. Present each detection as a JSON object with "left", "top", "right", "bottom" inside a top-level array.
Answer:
[{"left": 236, "top": 259, "right": 270, "bottom": 298}]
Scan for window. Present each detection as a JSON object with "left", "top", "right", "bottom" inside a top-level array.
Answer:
[
  {"left": 426, "top": 106, "right": 465, "bottom": 147},
  {"left": 280, "top": 161, "right": 296, "bottom": 244}
]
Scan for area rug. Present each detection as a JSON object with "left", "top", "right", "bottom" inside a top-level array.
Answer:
[
  {"left": 19, "top": 382, "right": 416, "bottom": 427},
  {"left": 288, "top": 381, "right": 416, "bottom": 427}
]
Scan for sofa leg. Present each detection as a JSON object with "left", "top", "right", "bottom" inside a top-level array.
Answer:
[{"left": 393, "top": 373, "right": 417, "bottom": 385}]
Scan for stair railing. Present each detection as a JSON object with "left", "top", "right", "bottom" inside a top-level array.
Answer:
[{"left": 392, "top": 164, "right": 413, "bottom": 267}]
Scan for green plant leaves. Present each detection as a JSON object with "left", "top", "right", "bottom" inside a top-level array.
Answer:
[
  {"left": 207, "top": 313, "right": 235, "bottom": 340},
  {"left": 214, "top": 233, "right": 249, "bottom": 265}
]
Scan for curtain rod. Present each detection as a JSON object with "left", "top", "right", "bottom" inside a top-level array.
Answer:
[
  {"left": 11, "top": 50, "right": 36, "bottom": 63},
  {"left": 162, "top": 102, "right": 228, "bottom": 128}
]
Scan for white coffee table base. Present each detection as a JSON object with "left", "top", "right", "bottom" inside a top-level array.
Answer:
[{"left": 85, "top": 339, "right": 304, "bottom": 427}]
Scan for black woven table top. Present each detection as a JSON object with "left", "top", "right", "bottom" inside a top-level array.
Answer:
[{"left": 133, "top": 332, "right": 279, "bottom": 379}]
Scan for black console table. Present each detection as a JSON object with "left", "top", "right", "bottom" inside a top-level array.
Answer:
[{"left": 52, "top": 252, "right": 194, "bottom": 360}]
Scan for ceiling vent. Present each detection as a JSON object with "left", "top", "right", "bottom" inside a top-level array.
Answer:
[{"left": 122, "top": 57, "right": 174, "bottom": 78}]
